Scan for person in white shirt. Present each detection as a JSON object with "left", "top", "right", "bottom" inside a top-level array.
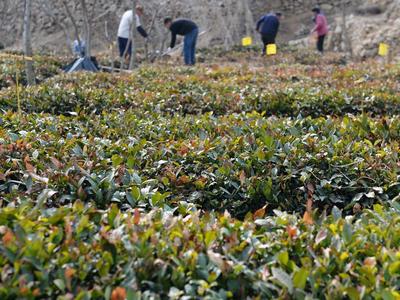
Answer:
[{"left": 117, "top": 5, "right": 148, "bottom": 59}]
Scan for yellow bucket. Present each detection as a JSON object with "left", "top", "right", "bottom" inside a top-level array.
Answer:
[
  {"left": 242, "top": 37, "right": 252, "bottom": 47},
  {"left": 378, "top": 43, "right": 389, "bottom": 56},
  {"left": 266, "top": 44, "right": 277, "bottom": 55}
]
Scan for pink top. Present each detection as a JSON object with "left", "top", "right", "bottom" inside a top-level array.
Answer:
[{"left": 314, "top": 14, "right": 328, "bottom": 36}]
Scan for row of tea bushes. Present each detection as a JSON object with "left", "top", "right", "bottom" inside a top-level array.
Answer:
[
  {"left": 0, "top": 200, "right": 399, "bottom": 299},
  {"left": 0, "top": 52, "right": 66, "bottom": 89},
  {"left": 1, "top": 111, "right": 399, "bottom": 215},
  {"left": 1, "top": 63, "right": 399, "bottom": 116}
]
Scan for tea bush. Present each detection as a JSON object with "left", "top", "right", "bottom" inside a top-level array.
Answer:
[
  {"left": 0, "top": 201, "right": 399, "bottom": 299},
  {"left": 1, "top": 112, "right": 399, "bottom": 216},
  {"left": 0, "top": 52, "right": 399, "bottom": 298},
  {"left": 0, "top": 52, "right": 65, "bottom": 89},
  {"left": 1, "top": 63, "right": 399, "bottom": 117}
]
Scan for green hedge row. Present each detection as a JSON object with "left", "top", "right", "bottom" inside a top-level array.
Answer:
[
  {"left": 0, "top": 201, "right": 399, "bottom": 299},
  {"left": 1, "top": 112, "right": 399, "bottom": 216},
  {"left": 1, "top": 64, "right": 399, "bottom": 117},
  {"left": 0, "top": 53, "right": 65, "bottom": 89}
]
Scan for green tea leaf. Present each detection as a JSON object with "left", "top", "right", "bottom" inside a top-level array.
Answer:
[
  {"left": 293, "top": 268, "right": 309, "bottom": 290},
  {"left": 111, "top": 154, "right": 124, "bottom": 167},
  {"left": 332, "top": 206, "right": 342, "bottom": 221},
  {"left": 277, "top": 251, "right": 289, "bottom": 266},
  {"left": 53, "top": 279, "right": 65, "bottom": 292},
  {"left": 342, "top": 222, "right": 353, "bottom": 244},
  {"left": 272, "top": 267, "right": 293, "bottom": 293},
  {"left": 345, "top": 287, "right": 360, "bottom": 300}
]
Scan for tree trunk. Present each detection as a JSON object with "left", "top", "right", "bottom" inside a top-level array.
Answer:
[
  {"left": 216, "top": 1, "right": 234, "bottom": 50},
  {"left": 145, "top": 8, "right": 160, "bottom": 61},
  {"left": 341, "top": 0, "right": 353, "bottom": 58},
  {"left": 129, "top": 0, "right": 137, "bottom": 69},
  {"left": 61, "top": 0, "right": 81, "bottom": 49},
  {"left": 23, "top": 0, "right": 35, "bottom": 85},
  {"left": 80, "top": 0, "right": 91, "bottom": 58},
  {"left": 104, "top": 20, "right": 116, "bottom": 72},
  {"left": 40, "top": 0, "right": 73, "bottom": 55},
  {"left": 243, "top": 0, "right": 255, "bottom": 37}
]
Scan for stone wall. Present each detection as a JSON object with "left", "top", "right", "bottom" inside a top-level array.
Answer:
[{"left": 329, "top": 0, "right": 400, "bottom": 60}]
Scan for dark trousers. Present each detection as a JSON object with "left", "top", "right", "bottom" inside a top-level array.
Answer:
[
  {"left": 317, "top": 35, "right": 326, "bottom": 53},
  {"left": 261, "top": 34, "right": 276, "bottom": 54},
  {"left": 183, "top": 28, "right": 199, "bottom": 65},
  {"left": 118, "top": 37, "right": 132, "bottom": 57}
]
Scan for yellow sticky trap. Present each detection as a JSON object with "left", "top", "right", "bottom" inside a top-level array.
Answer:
[
  {"left": 266, "top": 44, "right": 277, "bottom": 55},
  {"left": 0, "top": 53, "right": 34, "bottom": 61},
  {"left": 378, "top": 43, "right": 389, "bottom": 56},
  {"left": 242, "top": 37, "right": 252, "bottom": 47}
]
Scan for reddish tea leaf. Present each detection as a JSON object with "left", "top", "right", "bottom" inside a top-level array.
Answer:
[
  {"left": 2, "top": 230, "right": 14, "bottom": 246},
  {"left": 64, "top": 267, "right": 75, "bottom": 280},
  {"left": 253, "top": 205, "right": 267, "bottom": 220},
  {"left": 306, "top": 197, "right": 313, "bottom": 214},
  {"left": 353, "top": 203, "right": 362, "bottom": 214},
  {"left": 307, "top": 183, "right": 315, "bottom": 194},
  {"left": 19, "top": 287, "right": 29, "bottom": 296},
  {"left": 306, "top": 183, "right": 314, "bottom": 213},
  {"left": 178, "top": 145, "right": 189, "bottom": 156},
  {"left": 111, "top": 287, "right": 127, "bottom": 300},
  {"left": 50, "top": 157, "right": 63, "bottom": 169},
  {"left": 32, "top": 289, "right": 40, "bottom": 297},
  {"left": 24, "top": 156, "right": 35, "bottom": 173},
  {"left": 65, "top": 267, "right": 75, "bottom": 291},
  {"left": 177, "top": 175, "right": 191, "bottom": 185},
  {"left": 286, "top": 225, "right": 298, "bottom": 239},
  {"left": 303, "top": 211, "right": 314, "bottom": 225},
  {"left": 239, "top": 170, "right": 246, "bottom": 185},
  {"left": 133, "top": 208, "right": 140, "bottom": 225},
  {"left": 364, "top": 257, "right": 376, "bottom": 267}
]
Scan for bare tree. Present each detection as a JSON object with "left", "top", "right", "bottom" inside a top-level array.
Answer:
[
  {"left": 39, "top": 0, "right": 73, "bottom": 54},
  {"left": 0, "top": 1, "right": 19, "bottom": 47},
  {"left": 341, "top": 0, "right": 353, "bottom": 58},
  {"left": 104, "top": 20, "right": 116, "bottom": 71},
  {"left": 145, "top": 7, "right": 161, "bottom": 61},
  {"left": 0, "top": 1, "right": 10, "bottom": 39},
  {"left": 23, "top": 0, "right": 35, "bottom": 85},
  {"left": 79, "top": 0, "right": 91, "bottom": 57},
  {"left": 242, "top": 0, "right": 255, "bottom": 37},
  {"left": 61, "top": 0, "right": 82, "bottom": 51},
  {"left": 129, "top": 0, "right": 138, "bottom": 69}
]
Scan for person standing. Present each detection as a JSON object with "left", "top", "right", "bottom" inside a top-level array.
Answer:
[
  {"left": 72, "top": 38, "right": 86, "bottom": 58},
  {"left": 256, "top": 12, "right": 282, "bottom": 55},
  {"left": 311, "top": 7, "right": 329, "bottom": 53},
  {"left": 117, "top": 5, "right": 148, "bottom": 60},
  {"left": 164, "top": 18, "right": 199, "bottom": 66}
]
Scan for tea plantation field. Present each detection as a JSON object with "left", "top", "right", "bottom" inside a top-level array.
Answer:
[{"left": 0, "top": 52, "right": 399, "bottom": 299}]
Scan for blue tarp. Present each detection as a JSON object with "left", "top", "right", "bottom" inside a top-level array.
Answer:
[{"left": 64, "top": 57, "right": 99, "bottom": 73}]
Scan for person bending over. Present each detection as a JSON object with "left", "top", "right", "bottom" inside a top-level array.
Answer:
[
  {"left": 256, "top": 12, "right": 282, "bottom": 55},
  {"left": 164, "top": 17, "right": 199, "bottom": 66}
]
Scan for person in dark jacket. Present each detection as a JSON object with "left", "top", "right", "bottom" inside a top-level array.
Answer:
[
  {"left": 256, "top": 12, "right": 282, "bottom": 55},
  {"left": 164, "top": 18, "right": 199, "bottom": 65}
]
